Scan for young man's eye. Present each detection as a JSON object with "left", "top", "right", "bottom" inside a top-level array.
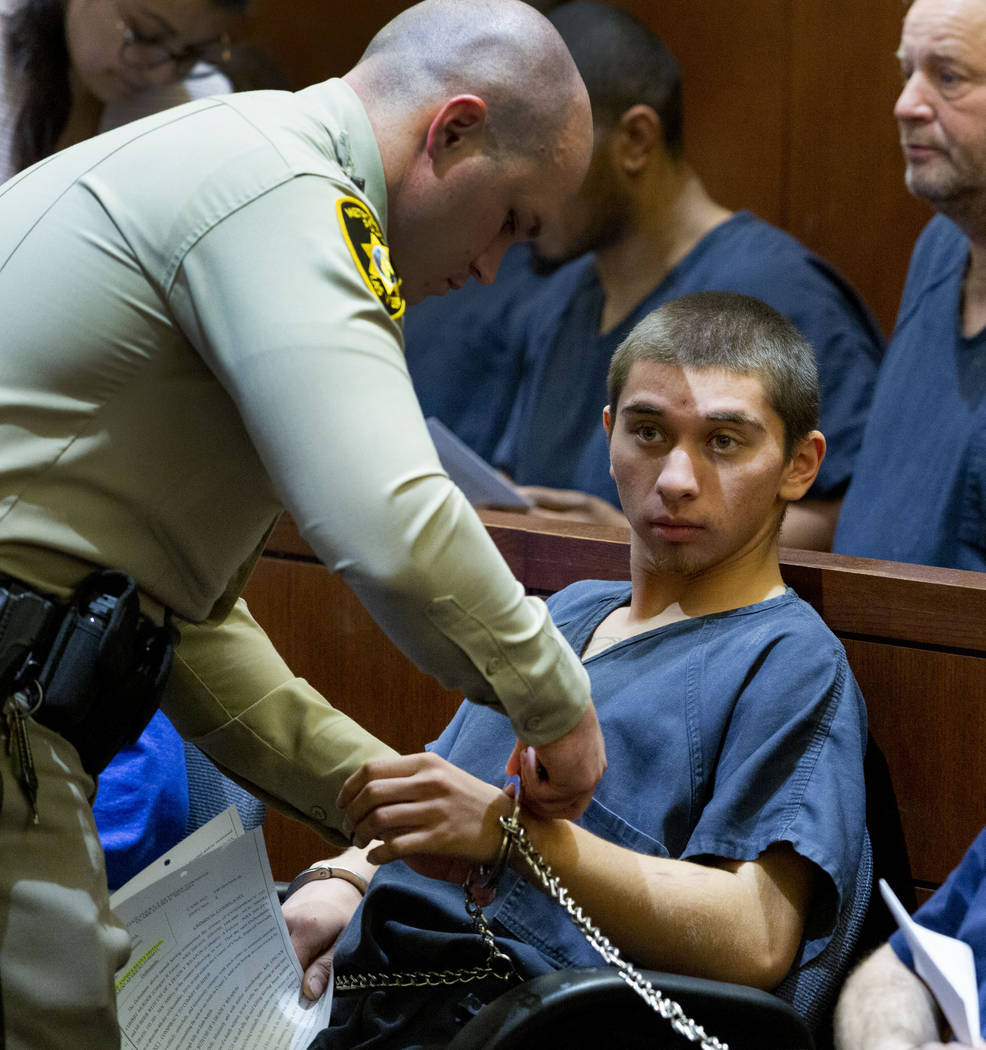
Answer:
[
  {"left": 710, "top": 433, "right": 738, "bottom": 451},
  {"left": 634, "top": 424, "right": 661, "bottom": 443}
]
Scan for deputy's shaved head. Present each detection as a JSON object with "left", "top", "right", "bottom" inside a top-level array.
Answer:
[
  {"left": 351, "top": 0, "right": 589, "bottom": 161},
  {"left": 345, "top": 0, "right": 592, "bottom": 303}
]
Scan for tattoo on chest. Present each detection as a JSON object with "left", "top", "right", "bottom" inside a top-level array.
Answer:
[{"left": 582, "top": 634, "right": 628, "bottom": 660}]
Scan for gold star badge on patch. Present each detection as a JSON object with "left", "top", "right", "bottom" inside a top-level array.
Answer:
[{"left": 337, "top": 196, "right": 405, "bottom": 319}]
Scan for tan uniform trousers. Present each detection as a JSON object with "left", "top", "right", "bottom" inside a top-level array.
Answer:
[{"left": 0, "top": 716, "right": 131, "bottom": 1050}]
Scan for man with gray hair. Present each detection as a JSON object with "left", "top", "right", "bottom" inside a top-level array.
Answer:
[
  {"left": 833, "top": 0, "right": 986, "bottom": 570},
  {"left": 0, "top": 2, "right": 602, "bottom": 1047}
]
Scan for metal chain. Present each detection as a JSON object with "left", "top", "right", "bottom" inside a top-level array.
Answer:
[
  {"left": 334, "top": 882, "right": 520, "bottom": 992},
  {"left": 336, "top": 811, "right": 729, "bottom": 1050},
  {"left": 502, "top": 811, "right": 728, "bottom": 1050}
]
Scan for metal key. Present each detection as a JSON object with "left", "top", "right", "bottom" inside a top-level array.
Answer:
[{"left": 4, "top": 684, "right": 42, "bottom": 824}]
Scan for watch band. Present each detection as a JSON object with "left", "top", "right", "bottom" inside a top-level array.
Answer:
[{"left": 284, "top": 864, "right": 369, "bottom": 901}]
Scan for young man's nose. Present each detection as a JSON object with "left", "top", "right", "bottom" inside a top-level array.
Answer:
[{"left": 656, "top": 446, "right": 700, "bottom": 500}]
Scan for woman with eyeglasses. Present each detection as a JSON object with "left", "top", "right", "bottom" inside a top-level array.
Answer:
[{"left": 0, "top": 0, "right": 245, "bottom": 181}]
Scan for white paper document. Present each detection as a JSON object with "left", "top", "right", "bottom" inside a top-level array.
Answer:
[
  {"left": 113, "top": 813, "right": 332, "bottom": 1050},
  {"left": 426, "top": 416, "right": 533, "bottom": 509},
  {"left": 111, "top": 804, "right": 246, "bottom": 908},
  {"left": 880, "top": 878, "right": 984, "bottom": 1047}
]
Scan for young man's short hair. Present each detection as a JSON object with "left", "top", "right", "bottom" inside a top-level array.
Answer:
[{"left": 607, "top": 291, "right": 819, "bottom": 458}]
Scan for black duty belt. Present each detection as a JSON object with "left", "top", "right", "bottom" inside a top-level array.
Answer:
[{"left": 0, "top": 570, "right": 177, "bottom": 818}]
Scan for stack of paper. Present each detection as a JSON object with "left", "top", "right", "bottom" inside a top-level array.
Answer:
[{"left": 112, "top": 808, "right": 332, "bottom": 1050}]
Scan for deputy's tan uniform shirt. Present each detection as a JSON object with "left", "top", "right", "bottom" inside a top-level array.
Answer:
[{"left": 0, "top": 80, "right": 590, "bottom": 843}]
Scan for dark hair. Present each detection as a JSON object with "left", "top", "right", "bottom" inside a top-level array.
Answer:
[
  {"left": 5, "top": 0, "right": 248, "bottom": 174},
  {"left": 547, "top": 1, "right": 683, "bottom": 156},
  {"left": 6, "top": 0, "right": 71, "bottom": 173},
  {"left": 607, "top": 292, "right": 819, "bottom": 458}
]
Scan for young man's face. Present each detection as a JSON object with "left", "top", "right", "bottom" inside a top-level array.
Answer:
[{"left": 605, "top": 361, "right": 805, "bottom": 578}]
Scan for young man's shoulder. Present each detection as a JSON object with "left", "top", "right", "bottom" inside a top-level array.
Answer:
[{"left": 546, "top": 578, "right": 631, "bottom": 623}]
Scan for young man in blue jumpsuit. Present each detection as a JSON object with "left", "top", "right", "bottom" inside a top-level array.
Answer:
[{"left": 284, "top": 292, "right": 869, "bottom": 1048}]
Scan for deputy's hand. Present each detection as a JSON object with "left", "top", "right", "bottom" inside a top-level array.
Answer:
[
  {"left": 507, "top": 700, "right": 606, "bottom": 819},
  {"left": 338, "top": 753, "right": 512, "bottom": 876},
  {"left": 282, "top": 876, "right": 363, "bottom": 1001},
  {"left": 517, "top": 485, "right": 630, "bottom": 528}
]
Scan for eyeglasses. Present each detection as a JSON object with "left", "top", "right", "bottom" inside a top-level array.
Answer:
[{"left": 113, "top": 1, "right": 231, "bottom": 76}]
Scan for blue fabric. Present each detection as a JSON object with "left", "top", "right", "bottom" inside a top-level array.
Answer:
[
  {"left": 320, "top": 582, "right": 867, "bottom": 1048},
  {"left": 890, "top": 825, "right": 986, "bottom": 1037},
  {"left": 92, "top": 709, "right": 189, "bottom": 890},
  {"left": 494, "top": 211, "right": 884, "bottom": 505},
  {"left": 183, "top": 742, "right": 266, "bottom": 835},
  {"left": 403, "top": 244, "right": 544, "bottom": 462},
  {"left": 834, "top": 215, "right": 986, "bottom": 569}
]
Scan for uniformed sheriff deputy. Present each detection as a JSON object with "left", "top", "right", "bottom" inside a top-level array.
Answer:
[{"left": 0, "top": 2, "right": 603, "bottom": 1046}]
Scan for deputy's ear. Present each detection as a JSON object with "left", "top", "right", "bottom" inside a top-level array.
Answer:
[
  {"left": 779, "top": 430, "right": 826, "bottom": 502},
  {"left": 425, "top": 95, "right": 488, "bottom": 159}
]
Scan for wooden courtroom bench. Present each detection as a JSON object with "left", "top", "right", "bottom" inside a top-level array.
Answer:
[{"left": 243, "top": 512, "right": 986, "bottom": 909}]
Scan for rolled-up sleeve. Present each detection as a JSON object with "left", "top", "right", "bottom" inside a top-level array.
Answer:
[{"left": 168, "top": 175, "right": 590, "bottom": 744}]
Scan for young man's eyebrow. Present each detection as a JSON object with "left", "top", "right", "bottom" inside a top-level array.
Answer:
[
  {"left": 706, "top": 410, "right": 767, "bottom": 432},
  {"left": 620, "top": 402, "right": 766, "bottom": 432},
  {"left": 619, "top": 401, "right": 670, "bottom": 418}
]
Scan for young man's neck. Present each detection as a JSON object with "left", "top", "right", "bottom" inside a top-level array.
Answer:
[
  {"left": 594, "top": 167, "right": 732, "bottom": 335},
  {"left": 582, "top": 544, "right": 786, "bottom": 660}
]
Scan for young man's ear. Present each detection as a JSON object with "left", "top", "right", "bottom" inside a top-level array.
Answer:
[
  {"left": 425, "top": 95, "right": 488, "bottom": 163},
  {"left": 779, "top": 430, "right": 826, "bottom": 502},
  {"left": 603, "top": 404, "right": 616, "bottom": 479}
]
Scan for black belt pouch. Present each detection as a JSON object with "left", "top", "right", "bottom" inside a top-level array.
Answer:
[{"left": 34, "top": 570, "right": 176, "bottom": 776}]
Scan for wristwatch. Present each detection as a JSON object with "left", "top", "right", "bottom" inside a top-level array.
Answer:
[{"left": 284, "top": 864, "right": 369, "bottom": 901}]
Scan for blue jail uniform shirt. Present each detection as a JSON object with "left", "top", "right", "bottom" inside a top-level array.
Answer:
[{"left": 834, "top": 215, "right": 986, "bottom": 569}]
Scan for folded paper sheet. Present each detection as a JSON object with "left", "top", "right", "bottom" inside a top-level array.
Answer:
[{"left": 880, "top": 878, "right": 984, "bottom": 1047}]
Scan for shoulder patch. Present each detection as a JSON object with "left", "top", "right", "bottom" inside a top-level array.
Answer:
[{"left": 336, "top": 196, "right": 405, "bottom": 319}]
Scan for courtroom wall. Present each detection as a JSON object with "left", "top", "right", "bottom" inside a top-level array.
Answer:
[{"left": 241, "top": 0, "right": 930, "bottom": 337}]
